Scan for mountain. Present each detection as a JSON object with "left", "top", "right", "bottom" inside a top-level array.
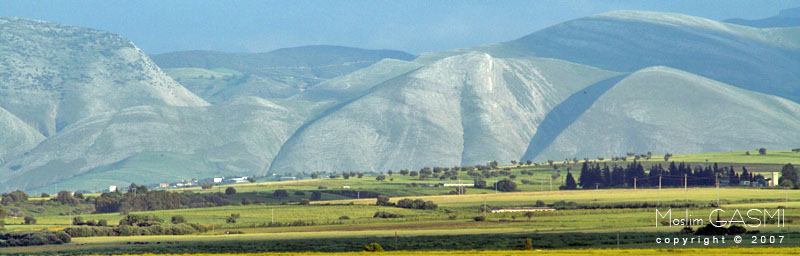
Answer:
[
  {"left": 528, "top": 66, "right": 800, "bottom": 161},
  {"left": 3, "top": 10, "right": 800, "bottom": 192},
  {"left": 269, "top": 53, "right": 620, "bottom": 173},
  {"left": 725, "top": 7, "right": 800, "bottom": 28},
  {"left": 499, "top": 11, "right": 800, "bottom": 103},
  {"left": 150, "top": 46, "right": 416, "bottom": 102},
  {"left": 0, "top": 17, "right": 208, "bottom": 138},
  {"left": 0, "top": 98, "right": 314, "bottom": 192}
]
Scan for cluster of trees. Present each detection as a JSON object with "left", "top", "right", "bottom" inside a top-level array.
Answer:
[
  {"left": 1, "top": 190, "right": 28, "bottom": 205},
  {"left": 64, "top": 214, "right": 207, "bottom": 237},
  {"left": 396, "top": 198, "right": 438, "bottom": 210},
  {"left": 0, "top": 231, "right": 71, "bottom": 247},
  {"left": 570, "top": 160, "right": 770, "bottom": 189},
  {"left": 375, "top": 196, "right": 437, "bottom": 210},
  {"left": 779, "top": 163, "right": 799, "bottom": 188},
  {"left": 93, "top": 186, "right": 230, "bottom": 213}
]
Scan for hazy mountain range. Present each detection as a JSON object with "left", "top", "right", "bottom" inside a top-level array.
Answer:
[{"left": 1, "top": 9, "right": 799, "bottom": 192}]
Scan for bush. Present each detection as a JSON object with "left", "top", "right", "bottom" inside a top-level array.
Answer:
[
  {"left": 373, "top": 211, "right": 404, "bottom": 218},
  {"left": 524, "top": 237, "right": 533, "bottom": 250},
  {"left": 24, "top": 216, "right": 37, "bottom": 225},
  {"left": 97, "top": 219, "right": 108, "bottom": 227},
  {"left": 0, "top": 231, "right": 71, "bottom": 247},
  {"left": 299, "top": 199, "right": 310, "bottom": 205},
  {"left": 339, "top": 216, "right": 350, "bottom": 220},
  {"left": 474, "top": 216, "right": 486, "bottom": 221},
  {"left": 495, "top": 178, "right": 517, "bottom": 192},
  {"left": 294, "top": 191, "right": 306, "bottom": 196},
  {"left": 226, "top": 216, "right": 236, "bottom": 224},
  {"left": 225, "top": 187, "right": 236, "bottom": 195},
  {"left": 40, "top": 192, "right": 50, "bottom": 198},
  {"left": 202, "top": 182, "right": 213, "bottom": 189},
  {"left": 728, "top": 225, "right": 747, "bottom": 235},
  {"left": 119, "top": 214, "right": 163, "bottom": 227},
  {"left": 171, "top": 215, "right": 186, "bottom": 224},
  {"left": 363, "top": 242, "right": 384, "bottom": 252},
  {"left": 311, "top": 191, "right": 322, "bottom": 200},
  {"left": 376, "top": 195, "right": 393, "bottom": 206},
  {"left": 273, "top": 190, "right": 289, "bottom": 198},
  {"left": 72, "top": 216, "right": 84, "bottom": 225},
  {"left": 395, "top": 198, "right": 437, "bottom": 210}
]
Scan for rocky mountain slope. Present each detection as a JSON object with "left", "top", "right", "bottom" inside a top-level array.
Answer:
[
  {"left": 150, "top": 46, "right": 415, "bottom": 102},
  {"left": 0, "top": 17, "right": 208, "bottom": 139}
]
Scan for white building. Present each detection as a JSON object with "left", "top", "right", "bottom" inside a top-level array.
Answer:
[
  {"left": 109, "top": 185, "right": 117, "bottom": 192},
  {"left": 231, "top": 176, "right": 249, "bottom": 183},
  {"left": 440, "top": 183, "right": 474, "bottom": 187},
  {"left": 491, "top": 207, "right": 555, "bottom": 213},
  {"left": 213, "top": 177, "right": 223, "bottom": 183},
  {"left": 279, "top": 176, "right": 296, "bottom": 181}
]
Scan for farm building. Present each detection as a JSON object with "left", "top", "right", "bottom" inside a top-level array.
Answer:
[
  {"left": 231, "top": 176, "right": 249, "bottom": 183},
  {"left": 491, "top": 207, "right": 555, "bottom": 213},
  {"left": 279, "top": 176, "right": 297, "bottom": 181},
  {"left": 213, "top": 177, "right": 223, "bottom": 183},
  {"left": 440, "top": 183, "right": 474, "bottom": 187}
]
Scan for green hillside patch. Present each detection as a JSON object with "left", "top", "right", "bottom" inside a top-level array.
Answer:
[
  {"left": 646, "top": 150, "right": 800, "bottom": 165},
  {"left": 45, "top": 152, "right": 223, "bottom": 192}
]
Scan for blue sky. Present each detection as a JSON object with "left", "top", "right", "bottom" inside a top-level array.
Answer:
[{"left": 1, "top": 0, "right": 797, "bottom": 54}]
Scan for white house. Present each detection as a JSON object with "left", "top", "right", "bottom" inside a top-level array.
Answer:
[
  {"left": 231, "top": 176, "right": 249, "bottom": 183},
  {"left": 213, "top": 177, "right": 223, "bottom": 183},
  {"left": 109, "top": 185, "right": 117, "bottom": 192}
]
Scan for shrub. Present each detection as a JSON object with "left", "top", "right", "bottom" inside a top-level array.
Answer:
[
  {"left": 226, "top": 216, "right": 236, "bottom": 224},
  {"left": 495, "top": 179, "right": 517, "bottom": 192},
  {"left": 373, "top": 211, "right": 404, "bottom": 218},
  {"left": 294, "top": 191, "right": 306, "bottom": 196},
  {"left": 376, "top": 195, "right": 393, "bottom": 206},
  {"left": 524, "top": 237, "right": 533, "bottom": 250},
  {"left": 202, "top": 182, "right": 213, "bottom": 189},
  {"left": 311, "top": 191, "right": 322, "bottom": 200},
  {"left": 474, "top": 216, "right": 486, "bottom": 221},
  {"left": 0, "top": 231, "right": 71, "bottom": 247},
  {"left": 728, "top": 225, "right": 747, "bottom": 235},
  {"left": 363, "top": 242, "right": 384, "bottom": 252},
  {"left": 40, "top": 192, "right": 50, "bottom": 198},
  {"left": 339, "top": 216, "right": 350, "bottom": 220},
  {"left": 72, "top": 216, "right": 84, "bottom": 225},
  {"left": 225, "top": 187, "right": 236, "bottom": 195},
  {"left": 299, "top": 199, "right": 310, "bottom": 205},
  {"left": 759, "top": 147, "right": 767, "bottom": 155},
  {"left": 85, "top": 219, "right": 96, "bottom": 226},
  {"left": 97, "top": 219, "right": 108, "bottom": 227},
  {"left": 23, "top": 216, "right": 36, "bottom": 225},
  {"left": 171, "top": 215, "right": 186, "bottom": 224},
  {"left": 535, "top": 200, "right": 545, "bottom": 207},
  {"left": 119, "top": 214, "right": 163, "bottom": 227},
  {"left": 273, "top": 190, "right": 289, "bottom": 198}
]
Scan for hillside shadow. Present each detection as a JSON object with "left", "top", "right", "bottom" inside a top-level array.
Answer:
[{"left": 521, "top": 74, "right": 628, "bottom": 161}]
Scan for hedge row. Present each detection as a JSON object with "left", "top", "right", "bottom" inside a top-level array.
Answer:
[{"left": 64, "top": 223, "right": 208, "bottom": 237}]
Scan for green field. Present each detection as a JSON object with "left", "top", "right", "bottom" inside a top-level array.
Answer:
[{"left": 1, "top": 150, "right": 799, "bottom": 254}]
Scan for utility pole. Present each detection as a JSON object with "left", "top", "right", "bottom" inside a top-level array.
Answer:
[
  {"left": 658, "top": 175, "right": 662, "bottom": 207},
  {"left": 595, "top": 184, "right": 599, "bottom": 201},
  {"left": 684, "top": 174, "right": 688, "bottom": 204},
  {"left": 716, "top": 173, "right": 720, "bottom": 206},
  {"left": 633, "top": 177, "right": 637, "bottom": 191}
]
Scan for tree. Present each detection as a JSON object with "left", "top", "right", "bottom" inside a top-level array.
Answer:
[
  {"left": 225, "top": 187, "right": 236, "bottom": 195},
  {"left": 57, "top": 191, "right": 79, "bottom": 205},
  {"left": 72, "top": 216, "right": 84, "bottom": 225},
  {"left": 409, "top": 171, "right": 419, "bottom": 177},
  {"left": 376, "top": 195, "right": 393, "bottom": 206},
  {"left": 474, "top": 179, "right": 487, "bottom": 188},
  {"left": 202, "top": 182, "right": 213, "bottom": 189},
  {"left": 779, "top": 163, "right": 798, "bottom": 188},
  {"left": 524, "top": 237, "right": 533, "bottom": 250},
  {"left": 1, "top": 190, "right": 28, "bottom": 205},
  {"left": 759, "top": 148, "right": 767, "bottom": 155},
  {"left": 24, "top": 216, "right": 37, "bottom": 225},
  {"left": 247, "top": 177, "right": 256, "bottom": 183},
  {"left": 561, "top": 171, "right": 577, "bottom": 190},
  {"left": 311, "top": 173, "right": 320, "bottom": 179},
  {"left": 387, "top": 170, "right": 393, "bottom": 176},
  {"left": 171, "top": 215, "right": 186, "bottom": 224},
  {"left": 273, "top": 190, "right": 289, "bottom": 198},
  {"left": 376, "top": 175, "right": 387, "bottom": 181},
  {"left": 524, "top": 211, "right": 535, "bottom": 220},
  {"left": 299, "top": 199, "right": 310, "bottom": 205},
  {"left": 363, "top": 242, "right": 384, "bottom": 252},
  {"left": 311, "top": 191, "right": 322, "bottom": 200},
  {"left": 400, "top": 169, "right": 409, "bottom": 176},
  {"left": 40, "top": 192, "right": 50, "bottom": 198},
  {"left": 495, "top": 179, "right": 517, "bottom": 192},
  {"left": 0, "top": 205, "right": 5, "bottom": 229}
]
